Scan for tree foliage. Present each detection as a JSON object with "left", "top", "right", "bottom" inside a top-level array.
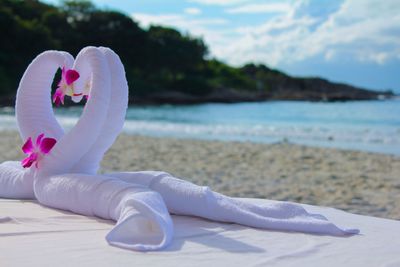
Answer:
[{"left": 0, "top": 0, "right": 282, "bottom": 100}]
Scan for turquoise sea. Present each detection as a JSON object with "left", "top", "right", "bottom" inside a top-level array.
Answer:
[{"left": 1, "top": 99, "right": 399, "bottom": 155}]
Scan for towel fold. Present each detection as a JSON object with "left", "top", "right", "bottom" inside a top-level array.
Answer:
[
  {"left": 16, "top": 50, "right": 72, "bottom": 142},
  {"left": 0, "top": 50, "right": 73, "bottom": 199},
  {"left": 34, "top": 173, "right": 173, "bottom": 251},
  {"left": 36, "top": 47, "right": 111, "bottom": 178},
  {"left": 0, "top": 161, "right": 34, "bottom": 199},
  {"left": 70, "top": 47, "right": 128, "bottom": 175},
  {"left": 110, "top": 171, "right": 359, "bottom": 236}
]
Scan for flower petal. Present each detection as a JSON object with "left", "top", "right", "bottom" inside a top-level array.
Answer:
[
  {"left": 21, "top": 137, "right": 34, "bottom": 154},
  {"left": 21, "top": 157, "right": 33, "bottom": 168},
  {"left": 21, "top": 153, "right": 38, "bottom": 168},
  {"left": 36, "top": 133, "right": 44, "bottom": 146},
  {"left": 39, "top": 137, "right": 57, "bottom": 154},
  {"left": 53, "top": 89, "right": 64, "bottom": 106},
  {"left": 65, "top": 69, "right": 80, "bottom": 85}
]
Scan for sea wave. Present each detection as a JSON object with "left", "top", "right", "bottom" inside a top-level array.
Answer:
[
  {"left": 123, "top": 120, "right": 398, "bottom": 144},
  {"left": 1, "top": 100, "right": 399, "bottom": 155}
]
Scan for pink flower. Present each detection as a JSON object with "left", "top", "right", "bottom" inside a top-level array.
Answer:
[
  {"left": 53, "top": 88, "right": 64, "bottom": 106},
  {"left": 21, "top": 133, "right": 57, "bottom": 168},
  {"left": 52, "top": 67, "right": 81, "bottom": 106}
]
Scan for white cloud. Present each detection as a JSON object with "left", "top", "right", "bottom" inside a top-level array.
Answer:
[
  {"left": 188, "top": 0, "right": 250, "bottom": 6},
  {"left": 324, "top": 50, "right": 335, "bottom": 61},
  {"left": 304, "top": 0, "right": 400, "bottom": 64},
  {"left": 133, "top": 13, "right": 227, "bottom": 28},
  {"left": 184, "top": 7, "right": 202, "bottom": 15},
  {"left": 133, "top": 0, "right": 400, "bottom": 68},
  {"left": 214, "top": 0, "right": 400, "bottom": 66},
  {"left": 226, "top": 3, "right": 292, "bottom": 14}
]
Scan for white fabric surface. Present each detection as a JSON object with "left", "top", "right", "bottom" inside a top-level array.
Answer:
[{"left": 0, "top": 198, "right": 398, "bottom": 267}]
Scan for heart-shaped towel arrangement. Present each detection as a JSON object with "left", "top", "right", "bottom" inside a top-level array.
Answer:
[{"left": 0, "top": 46, "right": 359, "bottom": 251}]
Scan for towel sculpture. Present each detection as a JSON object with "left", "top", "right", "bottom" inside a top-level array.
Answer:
[{"left": 0, "top": 46, "right": 359, "bottom": 251}]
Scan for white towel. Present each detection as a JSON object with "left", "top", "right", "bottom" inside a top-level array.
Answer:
[
  {"left": 70, "top": 47, "right": 128, "bottom": 175},
  {"left": 16, "top": 50, "right": 72, "bottom": 142},
  {"left": 0, "top": 161, "right": 34, "bottom": 199},
  {"left": 1, "top": 46, "right": 174, "bottom": 250},
  {"left": 110, "top": 171, "right": 359, "bottom": 236},
  {"left": 0, "top": 46, "right": 111, "bottom": 197},
  {"left": 35, "top": 47, "right": 111, "bottom": 177},
  {"left": 35, "top": 47, "right": 173, "bottom": 250},
  {"left": 0, "top": 50, "right": 73, "bottom": 199},
  {"left": 34, "top": 173, "right": 173, "bottom": 251}
]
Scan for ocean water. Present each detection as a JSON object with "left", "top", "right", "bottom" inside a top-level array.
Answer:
[{"left": 1, "top": 99, "right": 399, "bottom": 155}]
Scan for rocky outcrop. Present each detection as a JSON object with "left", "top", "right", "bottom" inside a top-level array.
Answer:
[
  {"left": 132, "top": 79, "right": 395, "bottom": 105},
  {"left": 264, "top": 77, "right": 394, "bottom": 102}
]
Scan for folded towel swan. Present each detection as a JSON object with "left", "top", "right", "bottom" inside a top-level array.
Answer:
[
  {"left": 2, "top": 47, "right": 173, "bottom": 251},
  {"left": 0, "top": 46, "right": 359, "bottom": 251}
]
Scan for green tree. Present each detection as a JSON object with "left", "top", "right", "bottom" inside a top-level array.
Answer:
[{"left": 0, "top": 0, "right": 264, "bottom": 101}]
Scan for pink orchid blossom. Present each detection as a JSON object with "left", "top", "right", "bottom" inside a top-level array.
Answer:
[
  {"left": 52, "top": 67, "right": 81, "bottom": 106},
  {"left": 21, "top": 133, "right": 57, "bottom": 168}
]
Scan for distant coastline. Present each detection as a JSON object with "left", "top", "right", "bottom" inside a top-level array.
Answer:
[
  {"left": 0, "top": 76, "right": 395, "bottom": 107},
  {"left": 130, "top": 78, "right": 395, "bottom": 105},
  {"left": 129, "top": 69, "right": 396, "bottom": 104}
]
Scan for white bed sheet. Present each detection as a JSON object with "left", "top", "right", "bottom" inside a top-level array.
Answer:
[{"left": 0, "top": 198, "right": 399, "bottom": 267}]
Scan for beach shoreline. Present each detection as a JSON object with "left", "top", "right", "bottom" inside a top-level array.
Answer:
[{"left": 1, "top": 130, "right": 399, "bottom": 220}]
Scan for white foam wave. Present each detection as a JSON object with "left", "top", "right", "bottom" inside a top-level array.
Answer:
[
  {"left": 123, "top": 120, "right": 400, "bottom": 146},
  {"left": 0, "top": 113, "right": 399, "bottom": 155}
]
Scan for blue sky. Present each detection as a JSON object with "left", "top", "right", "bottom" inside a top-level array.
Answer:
[{"left": 45, "top": 0, "right": 400, "bottom": 92}]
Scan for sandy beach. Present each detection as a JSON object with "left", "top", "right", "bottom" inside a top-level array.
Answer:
[{"left": 1, "top": 130, "right": 399, "bottom": 220}]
